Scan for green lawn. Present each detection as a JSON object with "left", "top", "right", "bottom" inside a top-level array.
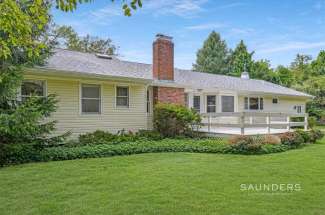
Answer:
[{"left": 1, "top": 138, "right": 325, "bottom": 215}]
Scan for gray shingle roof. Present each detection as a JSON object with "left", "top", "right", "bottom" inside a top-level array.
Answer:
[{"left": 40, "top": 49, "right": 311, "bottom": 98}]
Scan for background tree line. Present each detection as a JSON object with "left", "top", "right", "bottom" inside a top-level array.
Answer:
[{"left": 193, "top": 31, "right": 325, "bottom": 122}]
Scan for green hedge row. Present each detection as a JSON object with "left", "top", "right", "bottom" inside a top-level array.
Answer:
[{"left": 1, "top": 138, "right": 290, "bottom": 166}]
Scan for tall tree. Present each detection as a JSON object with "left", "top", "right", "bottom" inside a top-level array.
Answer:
[
  {"left": 250, "top": 60, "right": 275, "bottom": 82},
  {"left": 311, "top": 50, "right": 325, "bottom": 76},
  {"left": 228, "top": 40, "right": 254, "bottom": 77},
  {"left": 274, "top": 65, "right": 295, "bottom": 87},
  {"left": 290, "top": 54, "right": 312, "bottom": 84},
  {"left": 52, "top": 25, "right": 118, "bottom": 55},
  {"left": 193, "top": 31, "right": 229, "bottom": 74}
]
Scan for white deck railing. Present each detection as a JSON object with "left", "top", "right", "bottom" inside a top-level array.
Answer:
[{"left": 200, "top": 112, "right": 308, "bottom": 135}]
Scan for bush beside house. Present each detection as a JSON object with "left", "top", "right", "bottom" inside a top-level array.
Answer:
[{"left": 153, "top": 103, "right": 201, "bottom": 137}]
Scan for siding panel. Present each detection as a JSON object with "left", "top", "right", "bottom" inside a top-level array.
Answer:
[{"left": 25, "top": 74, "right": 148, "bottom": 138}]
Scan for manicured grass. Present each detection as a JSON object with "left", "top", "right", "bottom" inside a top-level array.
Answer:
[{"left": 1, "top": 138, "right": 325, "bottom": 215}]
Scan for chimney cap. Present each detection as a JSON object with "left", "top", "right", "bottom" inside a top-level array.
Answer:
[{"left": 156, "top": 33, "right": 173, "bottom": 41}]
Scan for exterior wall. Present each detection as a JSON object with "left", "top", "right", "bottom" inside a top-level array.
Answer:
[
  {"left": 153, "top": 86, "right": 185, "bottom": 105},
  {"left": 24, "top": 73, "right": 149, "bottom": 138},
  {"left": 238, "top": 95, "right": 307, "bottom": 113}
]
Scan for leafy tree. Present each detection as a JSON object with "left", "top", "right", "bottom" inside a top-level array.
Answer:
[
  {"left": 55, "top": 0, "right": 142, "bottom": 16},
  {"left": 290, "top": 54, "right": 312, "bottom": 84},
  {"left": 193, "top": 31, "right": 229, "bottom": 74},
  {"left": 296, "top": 76, "right": 325, "bottom": 122},
  {"left": 52, "top": 25, "right": 118, "bottom": 55},
  {"left": 274, "top": 65, "right": 295, "bottom": 87},
  {"left": 311, "top": 50, "right": 325, "bottom": 76},
  {"left": 0, "top": 0, "right": 50, "bottom": 110},
  {"left": 0, "top": 0, "right": 66, "bottom": 145},
  {"left": 250, "top": 60, "right": 275, "bottom": 82},
  {"left": 228, "top": 40, "right": 254, "bottom": 77}
]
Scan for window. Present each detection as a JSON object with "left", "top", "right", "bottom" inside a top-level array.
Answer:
[
  {"left": 260, "top": 98, "right": 264, "bottom": 110},
  {"left": 184, "top": 93, "right": 189, "bottom": 107},
  {"left": 272, "top": 98, "right": 278, "bottom": 104},
  {"left": 294, "top": 105, "right": 302, "bottom": 113},
  {"left": 221, "top": 96, "right": 234, "bottom": 112},
  {"left": 21, "top": 80, "right": 46, "bottom": 101},
  {"left": 116, "top": 86, "right": 129, "bottom": 107},
  {"left": 146, "top": 90, "right": 150, "bottom": 113},
  {"left": 244, "top": 97, "right": 263, "bottom": 110},
  {"left": 81, "top": 84, "right": 101, "bottom": 114},
  {"left": 193, "top": 96, "right": 200, "bottom": 113},
  {"left": 207, "top": 95, "right": 216, "bottom": 113}
]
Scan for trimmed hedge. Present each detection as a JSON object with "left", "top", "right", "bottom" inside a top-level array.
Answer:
[
  {"left": 1, "top": 130, "right": 324, "bottom": 166},
  {"left": 1, "top": 138, "right": 288, "bottom": 165}
]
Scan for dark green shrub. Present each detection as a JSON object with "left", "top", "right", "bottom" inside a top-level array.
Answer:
[
  {"left": 278, "top": 132, "right": 304, "bottom": 148},
  {"left": 295, "top": 130, "right": 312, "bottom": 143},
  {"left": 309, "top": 129, "right": 324, "bottom": 143},
  {"left": 136, "top": 130, "right": 163, "bottom": 141},
  {"left": 0, "top": 143, "right": 42, "bottom": 166},
  {"left": 153, "top": 103, "right": 201, "bottom": 137},
  {"left": 308, "top": 116, "right": 317, "bottom": 129},
  {"left": 78, "top": 129, "right": 164, "bottom": 146}
]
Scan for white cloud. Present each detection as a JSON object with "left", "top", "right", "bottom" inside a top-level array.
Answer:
[
  {"left": 144, "top": 0, "right": 208, "bottom": 18},
  {"left": 219, "top": 2, "right": 245, "bottom": 9},
  {"left": 229, "top": 27, "right": 255, "bottom": 35},
  {"left": 185, "top": 22, "right": 225, "bottom": 30},
  {"left": 258, "top": 41, "right": 325, "bottom": 54},
  {"left": 87, "top": 4, "right": 122, "bottom": 25}
]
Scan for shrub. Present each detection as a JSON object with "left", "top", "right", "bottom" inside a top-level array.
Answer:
[
  {"left": 309, "top": 129, "right": 324, "bottom": 143},
  {"left": 278, "top": 132, "right": 304, "bottom": 148},
  {"left": 308, "top": 116, "right": 317, "bottom": 129},
  {"left": 0, "top": 143, "right": 42, "bottom": 166},
  {"left": 79, "top": 130, "right": 118, "bottom": 145},
  {"left": 153, "top": 103, "right": 201, "bottom": 137},
  {"left": 228, "top": 135, "right": 263, "bottom": 154},
  {"left": 295, "top": 130, "right": 312, "bottom": 143},
  {"left": 261, "top": 135, "right": 281, "bottom": 145},
  {"left": 136, "top": 130, "right": 163, "bottom": 141},
  {"left": 77, "top": 129, "right": 164, "bottom": 146}
]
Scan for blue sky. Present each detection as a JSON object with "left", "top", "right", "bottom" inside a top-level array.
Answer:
[{"left": 52, "top": 0, "right": 325, "bottom": 69}]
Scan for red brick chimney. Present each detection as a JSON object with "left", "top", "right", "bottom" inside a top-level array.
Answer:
[
  {"left": 152, "top": 34, "right": 185, "bottom": 105},
  {"left": 153, "top": 34, "right": 174, "bottom": 81}
]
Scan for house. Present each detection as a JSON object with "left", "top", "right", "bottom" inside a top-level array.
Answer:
[{"left": 22, "top": 34, "right": 312, "bottom": 137}]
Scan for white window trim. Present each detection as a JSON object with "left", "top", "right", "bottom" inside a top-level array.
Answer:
[
  {"left": 244, "top": 96, "right": 264, "bottom": 111},
  {"left": 115, "top": 85, "right": 130, "bottom": 109},
  {"left": 79, "top": 83, "right": 103, "bottom": 115},
  {"left": 19, "top": 79, "right": 48, "bottom": 101},
  {"left": 146, "top": 87, "right": 152, "bottom": 115},
  {"left": 206, "top": 95, "right": 217, "bottom": 113}
]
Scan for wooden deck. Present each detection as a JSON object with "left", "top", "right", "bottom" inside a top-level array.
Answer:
[{"left": 200, "top": 112, "right": 308, "bottom": 135}]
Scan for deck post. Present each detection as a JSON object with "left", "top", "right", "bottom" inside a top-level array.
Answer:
[
  {"left": 249, "top": 116, "right": 253, "bottom": 124},
  {"left": 286, "top": 116, "right": 290, "bottom": 131},
  {"left": 266, "top": 113, "right": 270, "bottom": 134},
  {"left": 208, "top": 115, "right": 211, "bottom": 133},
  {"left": 240, "top": 112, "right": 245, "bottom": 135},
  {"left": 304, "top": 114, "right": 308, "bottom": 131}
]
